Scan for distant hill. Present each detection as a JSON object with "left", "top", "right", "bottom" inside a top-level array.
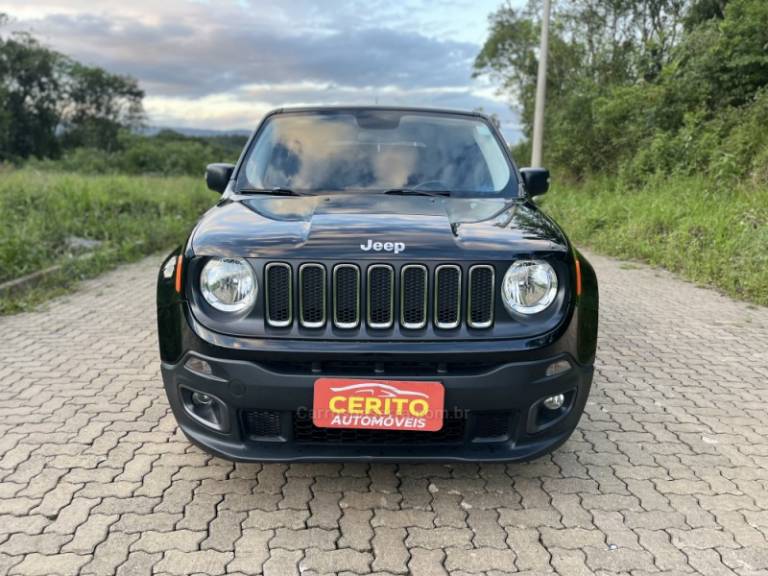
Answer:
[{"left": 139, "top": 126, "right": 252, "bottom": 138}]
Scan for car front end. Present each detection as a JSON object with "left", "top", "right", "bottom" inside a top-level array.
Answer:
[{"left": 156, "top": 107, "right": 598, "bottom": 462}]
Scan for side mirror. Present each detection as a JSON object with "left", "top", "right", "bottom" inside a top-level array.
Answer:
[
  {"left": 520, "top": 167, "right": 550, "bottom": 197},
  {"left": 205, "top": 163, "right": 235, "bottom": 194}
]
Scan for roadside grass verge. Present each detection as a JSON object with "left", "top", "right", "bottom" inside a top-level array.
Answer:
[
  {"left": 541, "top": 175, "right": 768, "bottom": 306},
  {"left": 0, "top": 169, "right": 216, "bottom": 314}
]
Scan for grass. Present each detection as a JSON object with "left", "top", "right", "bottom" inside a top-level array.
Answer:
[
  {"left": 541, "top": 174, "right": 768, "bottom": 306},
  {"left": 0, "top": 168, "right": 217, "bottom": 314}
]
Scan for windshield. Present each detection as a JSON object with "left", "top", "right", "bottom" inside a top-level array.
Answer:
[{"left": 239, "top": 110, "right": 515, "bottom": 196}]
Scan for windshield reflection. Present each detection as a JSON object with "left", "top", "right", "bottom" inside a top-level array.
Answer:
[{"left": 241, "top": 111, "right": 514, "bottom": 195}]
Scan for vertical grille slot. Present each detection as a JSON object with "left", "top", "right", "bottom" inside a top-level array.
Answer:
[
  {"left": 468, "top": 265, "right": 495, "bottom": 329},
  {"left": 434, "top": 265, "right": 461, "bottom": 329},
  {"left": 265, "top": 263, "right": 292, "bottom": 327},
  {"left": 333, "top": 264, "right": 360, "bottom": 329},
  {"left": 367, "top": 264, "right": 394, "bottom": 329},
  {"left": 400, "top": 265, "right": 428, "bottom": 329},
  {"left": 299, "top": 264, "right": 326, "bottom": 328}
]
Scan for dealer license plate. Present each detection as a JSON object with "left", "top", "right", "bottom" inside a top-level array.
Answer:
[{"left": 312, "top": 378, "right": 444, "bottom": 431}]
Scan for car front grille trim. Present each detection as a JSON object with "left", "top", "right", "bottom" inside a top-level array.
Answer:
[
  {"left": 265, "top": 262, "right": 495, "bottom": 331},
  {"left": 264, "top": 262, "right": 292, "bottom": 327},
  {"left": 333, "top": 264, "right": 361, "bottom": 329},
  {"left": 434, "top": 264, "right": 462, "bottom": 329},
  {"left": 467, "top": 264, "right": 495, "bottom": 329},
  {"left": 400, "top": 264, "right": 428, "bottom": 329},
  {"left": 298, "top": 263, "right": 327, "bottom": 328},
  {"left": 367, "top": 264, "right": 395, "bottom": 329}
]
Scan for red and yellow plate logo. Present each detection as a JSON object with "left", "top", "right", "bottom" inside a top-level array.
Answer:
[{"left": 313, "top": 378, "right": 445, "bottom": 431}]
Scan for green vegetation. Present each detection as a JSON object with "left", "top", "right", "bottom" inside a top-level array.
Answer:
[
  {"left": 475, "top": 0, "right": 768, "bottom": 182},
  {"left": 3, "top": 2, "right": 766, "bottom": 311},
  {"left": 0, "top": 169, "right": 216, "bottom": 313},
  {"left": 27, "top": 130, "right": 247, "bottom": 177},
  {"left": 476, "top": 0, "right": 768, "bottom": 304},
  {"left": 542, "top": 176, "right": 768, "bottom": 305},
  {"left": 0, "top": 16, "right": 242, "bottom": 313},
  {"left": 0, "top": 14, "right": 143, "bottom": 160}
]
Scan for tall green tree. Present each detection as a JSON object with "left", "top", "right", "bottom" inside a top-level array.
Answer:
[
  {"left": 59, "top": 62, "right": 145, "bottom": 151},
  {"left": 474, "top": 0, "right": 688, "bottom": 144},
  {"left": 0, "top": 15, "right": 63, "bottom": 160},
  {"left": 475, "top": 0, "right": 768, "bottom": 180},
  {"left": 0, "top": 14, "right": 145, "bottom": 160}
]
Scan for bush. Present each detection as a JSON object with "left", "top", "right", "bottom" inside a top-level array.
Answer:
[
  {"left": 27, "top": 130, "right": 247, "bottom": 177},
  {"left": 479, "top": 0, "right": 768, "bottom": 184},
  {"left": 541, "top": 175, "right": 768, "bottom": 306},
  {"left": 0, "top": 168, "right": 216, "bottom": 312}
]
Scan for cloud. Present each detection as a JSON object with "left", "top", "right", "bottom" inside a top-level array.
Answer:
[{"left": 0, "top": 0, "right": 521, "bottom": 139}]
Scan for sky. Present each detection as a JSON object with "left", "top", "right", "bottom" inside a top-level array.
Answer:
[{"left": 0, "top": 0, "right": 523, "bottom": 140}]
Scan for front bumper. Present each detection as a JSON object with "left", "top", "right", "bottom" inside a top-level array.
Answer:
[
  {"left": 157, "top": 247, "right": 598, "bottom": 462},
  {"left": 161, "top": 349, "right": 593, "bottom": 462}
]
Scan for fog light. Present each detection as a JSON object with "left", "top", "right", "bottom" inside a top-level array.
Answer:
[
  {"left": 192, "top": 392, "right": 213, "bottom": 406},
  {"left": 543, "top": 394, "right": 565, "bottom": 410},
  {"left": 185, "top": 357, "right": 213, "bottom": 376},
  {"left": 545, "top": 359, "right": 571, "bottom": 377},
  {"left": 179, "top": 386, "right": 229, "bottom": 433}
]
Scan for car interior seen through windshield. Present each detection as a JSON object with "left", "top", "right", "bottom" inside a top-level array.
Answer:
[{"left": 241, "top": 111, "right": 514, "bottom": 196}]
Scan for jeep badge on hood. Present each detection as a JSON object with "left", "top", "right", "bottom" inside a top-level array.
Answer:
[{"left": 360, "top": 239, "right": 406, "bottom": 254}]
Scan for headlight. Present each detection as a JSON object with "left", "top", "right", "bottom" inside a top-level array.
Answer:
[
  {"left": 502, "top": 260, "right": 558, "bottom": 315},
  {"left": 200, "top": 257, "right": 256, "bottom": 312}
]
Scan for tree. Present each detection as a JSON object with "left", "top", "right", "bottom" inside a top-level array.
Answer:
[
  {"left": 684, "top": 0, "right": 728, "bottom": 29},
  {"left": 59, "top": 61, "right": 145, "bottom": 151},
  {"left": 474, "top": 1, "right": 692, "bottom": 175},
  {"left": 0, "top": 16, "right": 63, "bottom": 160},
  {"left": 474, "top": 0, "right": 768, "bottom": 181},
  {"left": 0, "top": 14, "right": 146, "bottom": 160},
  {"left": 473, "top": 3, "right": 583, "bottom": 143}
]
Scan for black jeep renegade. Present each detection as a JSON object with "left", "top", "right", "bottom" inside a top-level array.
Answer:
[{"left": 156, "top": 106, "right": 599, "bottom": 462}]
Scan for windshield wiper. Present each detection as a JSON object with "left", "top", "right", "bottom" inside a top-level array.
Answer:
[
  {"left": 383, "top": 188, "right": 451, "bottom": 197},
  {"left": 238, "top": 187, "right": 310, "bottom": 196}
]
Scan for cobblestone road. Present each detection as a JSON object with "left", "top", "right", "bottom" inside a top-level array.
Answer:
[{"left": 1, "top": 253, "right": 768, "bottom": 576}]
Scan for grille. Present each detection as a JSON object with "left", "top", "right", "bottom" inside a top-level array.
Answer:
[
  {"left": 265, "top": 263, "right": 292, "bottom": 327},
  {"left": 367, "top": 265, "right": 394, "bottom": 329},
  {"left": 435, "top": 265, "right": 461, "bottom": 329},
  {"left": 293, "top": 413, "right": 466, "bottom": 444},
  {"left": 400, "top": 265, "right": 428, "bottom": 329},
  {"left": 299, "top": 264, "right": 326, "bottom": 328},
  {"left": 258, "top": 359, "right": 500, "bottom": 376},
  {"left": 333, "top": 265, "right": 360, "bottom": 328},
  {"left": 263, "top": 262, "right": 496, "bottom": 331},
  {"left": 243, "top": 410, "right": 282, "bottom": 438},
  {"left": 471, "top": 412, "right": 511, "bottom": 440},
  {"left": 468, "top": 265, "right": 495, "bottom": 328}
]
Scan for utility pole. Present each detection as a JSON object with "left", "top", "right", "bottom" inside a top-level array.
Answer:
[{"left": 531, "top": 0, "right": 551, "bottom": 167}]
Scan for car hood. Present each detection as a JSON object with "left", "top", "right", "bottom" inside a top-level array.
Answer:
[{"left": 190, "top": 194, "right": 569, "bottom": 260}]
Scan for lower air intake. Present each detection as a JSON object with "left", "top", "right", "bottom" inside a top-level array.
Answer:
[
  {"left": 243, "top": 410, "right": 282, "bottom": 438},
  {"left": 293, "top": 413, "right": 466, "bottom": 444}
]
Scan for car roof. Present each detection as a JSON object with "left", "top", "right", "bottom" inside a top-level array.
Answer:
[{"left": 265, "top": 105, "right": 489, "bottom": 120}]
